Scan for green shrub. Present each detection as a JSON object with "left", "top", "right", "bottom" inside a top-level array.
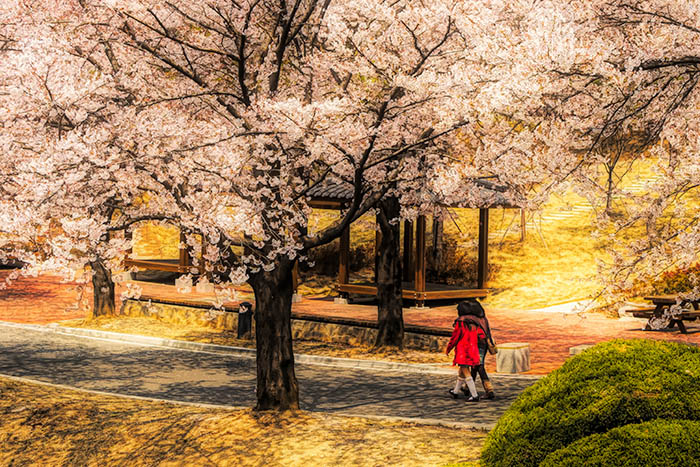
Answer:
[
  {"left": 480, "top": 339, "right": 700, "bottom": 467},
  {"left": 541, "top": 419, "right": 700, "bottom": 467}
]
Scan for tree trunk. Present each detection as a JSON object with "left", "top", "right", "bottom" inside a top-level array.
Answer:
[
  {"left": 249, "top": 258, "right": 300, "bottom": 411},
  {"left": 374, "top": 197, "right": 404, "bottom": 349},
  {"left": 606, "top": 171, "right": 614, "bottom": 213},
  {"left": 90, "top": 259, "right": 115, "bottom": 318}
]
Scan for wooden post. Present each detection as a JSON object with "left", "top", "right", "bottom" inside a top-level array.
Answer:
[
  {"left": 415, "top": 215, "right": 426, "bottom": 307},
  {"left": 179, "top": 230, "right": 193, "bottom": 272},
  {"left": 374, "top": 215, "right": 382, "bottom": 284},
  {"left": 200, "top": 236, "right": 207, "bottom": 276},
  {"left": 478, "top": 208, "right": 489, "bottom": 288},
  {"left": 403, "top": 220, "right": 413, "bottom": 282},
  {"left": 338, "top": 225, "right": 350, "bottom": 297},
  {"left": 125, "top": 228, "right": 133, "bottom": 260},
  {"left": 292, "top": 261, "right": 299, "bottom": 294},
  {"left": 431, "top": 218, "right": 443, "bottom": 272},
  {"left": 520, "top": 208, "right": 526, "bottom": 242}
]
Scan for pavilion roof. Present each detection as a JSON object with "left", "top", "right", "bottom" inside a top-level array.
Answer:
[{"left": 307, "top": 178, "right": 521, "bottom": 209}]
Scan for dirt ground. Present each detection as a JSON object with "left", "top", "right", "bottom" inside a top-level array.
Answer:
[
  {"left": 59, "top": 316, "right": 452, "bottom": 365},
  {"left": 0, "top": 377, "right": 484, "bottom": 467}
]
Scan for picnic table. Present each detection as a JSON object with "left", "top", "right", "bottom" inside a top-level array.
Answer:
[{"left": 631, "top": 294, "right": 700, "bottom": 334}]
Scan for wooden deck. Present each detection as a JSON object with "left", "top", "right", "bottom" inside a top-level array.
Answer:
[
  {"left": 124, "top": 258, "right": 199, "bottom": 274},
  {"left": 337, "top": 281, "right": 488, "bottom": 301}
]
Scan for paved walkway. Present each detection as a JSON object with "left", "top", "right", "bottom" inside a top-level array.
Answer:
[
  {"left": 2, "top": 271, "right": 699, "bottom": 374},
  {"left": 0, "top": 325, "right": 536, "bottom": 428},
  {"left": 292, "top": 299, "right": 700, "bottom": 374}
]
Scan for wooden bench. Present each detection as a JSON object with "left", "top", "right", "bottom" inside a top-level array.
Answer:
[
  {"left": 628, "top": 307, "right": 657, "bottom": 319},
  {"left": 632, "top": 301, "right": 700, "bottom": 333}
]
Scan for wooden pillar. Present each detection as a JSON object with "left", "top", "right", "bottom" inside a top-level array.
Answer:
[
  {"left": 200, "top": 236, "right": 207, "bottom": 275},
  {"left": 478, "top": 208, "right": 489, "bottom": 288},
  {"left": 374, "top": 215, "right": 382, "bottom": 284},
  {"left": 431, "top": 218, "right": 443, "bottom": 271},
  {"left": 292, "top": 261, "right": 299, "bottom": 293},
  {"left": 179, "top": 230, "right": 192, "bottom": 271},
  {"left": 125, "top": 228, "right": 133, "bottom": 260},
  {"left": 415, "top": 215, "right": 426, "bottom": 307},
  {"left": 520, "top": 208, "right": 527, "bottom": 242},
  {"left": 338, "top": 225, "right": 350, "bottom": 297},
  {"left": 403, "top": 220, "right": 413, "bottom": 282}
]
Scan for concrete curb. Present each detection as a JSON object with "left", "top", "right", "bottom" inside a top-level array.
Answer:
[
  {"left": 0, "top": 321, "right": 543, "bottom": 379},
  {"left": 0, "top": 372, "right": 491, "bottom": 430}
]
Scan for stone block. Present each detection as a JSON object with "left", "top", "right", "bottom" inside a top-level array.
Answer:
[
  {"left": 496, "top": 342, "right": 530, "bottom": 373},
  {"left": 569, "top": 344, "right": 594, "bottom": 356},
  {"left": 195, "top": 277, "right": 214, "bottom": 294},
  {"left": 174, "top": 275, "right": 192, "bottom": 294}
]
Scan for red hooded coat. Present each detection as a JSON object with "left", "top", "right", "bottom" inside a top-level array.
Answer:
[{"left": 446, "top": 317, "right": 481, "bottom": 366}]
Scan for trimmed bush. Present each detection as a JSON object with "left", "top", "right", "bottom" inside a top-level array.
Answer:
[
  {"left": 541, "top": 419, "right": 700, "bottom": 467},
  {"left": 480, "top": 339, "right": 700, "bottom": 467}
]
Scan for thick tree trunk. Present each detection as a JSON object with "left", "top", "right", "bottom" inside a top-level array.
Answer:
[
  {"left": 374, "top": 197, "right": 404, "bottom": 349},
  {"left": 90, "top": 259, "right": 115, "bottom": 318},
  {"left": 606, "top": 171, "right": 614, "bottom": 213},
  {"left": 249, "top": 258, "right": 300, "bottom": 411}
]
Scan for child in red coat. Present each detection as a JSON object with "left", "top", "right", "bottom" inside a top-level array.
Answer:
[{"left": 445, "top": 305, "right": 481, "bottom": 402}]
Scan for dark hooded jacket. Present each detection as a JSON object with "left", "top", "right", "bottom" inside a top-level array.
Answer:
[{"left": 456, "top": 300, "right": 494, "bottom": 347}]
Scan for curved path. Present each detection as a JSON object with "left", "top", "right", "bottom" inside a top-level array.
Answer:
[{"left": 0, "top": 325, "right": 537, "bottom": 428}]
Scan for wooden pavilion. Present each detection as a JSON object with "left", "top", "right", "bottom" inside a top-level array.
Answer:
[
  {"left": 123, "top": 179, "right": 520, "bottom": 307},
  {"left": 306, "top": 180, "right": 519, "bottom": 307},
  {"left": 124, "top": 230, "right": 203, "bottom": 275}
]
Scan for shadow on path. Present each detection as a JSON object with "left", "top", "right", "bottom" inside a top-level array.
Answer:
[{"left": 0, "top": 327, "right": 537, "bottom": 426}]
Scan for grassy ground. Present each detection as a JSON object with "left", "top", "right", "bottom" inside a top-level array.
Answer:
[
  {"left": 0, "top": 376, "right": 485, "bottom": 466},
  {"left": 60, "top": 316, "right": 448, "bottom": 365},
  {"left": 483, "top": 209, "right": 601, "bottom": 309}
]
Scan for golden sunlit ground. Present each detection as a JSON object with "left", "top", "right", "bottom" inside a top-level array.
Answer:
[{"left": 0, "top": 377, "right": 484, "bottom": 466}]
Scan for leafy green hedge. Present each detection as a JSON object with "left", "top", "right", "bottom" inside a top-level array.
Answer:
[
  {"left": 480, "top": 339, "right": 700, "bottom": 467},
  {"left": 541, "top": 419, "right": 700, "bottom": 467}
]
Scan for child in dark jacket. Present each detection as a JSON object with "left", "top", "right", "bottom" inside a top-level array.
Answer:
[
  {"left": 458, "top": 299, "right": 496, "bottom": 399},
  {"left": 445, "top": 305, "right": 481, "bottom": 402}
]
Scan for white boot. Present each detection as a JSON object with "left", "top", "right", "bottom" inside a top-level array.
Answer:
[
  {"left": 449, "top": 378, "right": 465, "bottom": 399},
  {"left": 465, "top": 376, "right": 480, "bottom": 402}
]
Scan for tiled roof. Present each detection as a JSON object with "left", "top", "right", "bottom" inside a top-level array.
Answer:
[
  {"left": 307, "top": 181, "right": 354, "bottom": 200},
  {"left": 307, "top": 178, "right": 520, "bottom": 208}
]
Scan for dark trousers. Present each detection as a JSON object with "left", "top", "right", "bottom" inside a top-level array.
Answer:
[{"left": 471, "top": 344, "right": 490, "bottom": 383}]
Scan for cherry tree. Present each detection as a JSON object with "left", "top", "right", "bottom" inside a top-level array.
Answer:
[
  {"left": 0, "top": 4, "right": 181, "bottom": 316},
  {"left": 494, "top": 0, "right": 700, "bottom": 316},
  {"left": 1, "top": 0, "right": 553, "bottom": 411}
]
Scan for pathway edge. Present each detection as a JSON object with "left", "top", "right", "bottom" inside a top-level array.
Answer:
[
  {"left": 0, "top": 372, "right": 492, "bottom": 430},
  {"left": 0, "top": 320, "right": 543, "bottom": 379}
]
